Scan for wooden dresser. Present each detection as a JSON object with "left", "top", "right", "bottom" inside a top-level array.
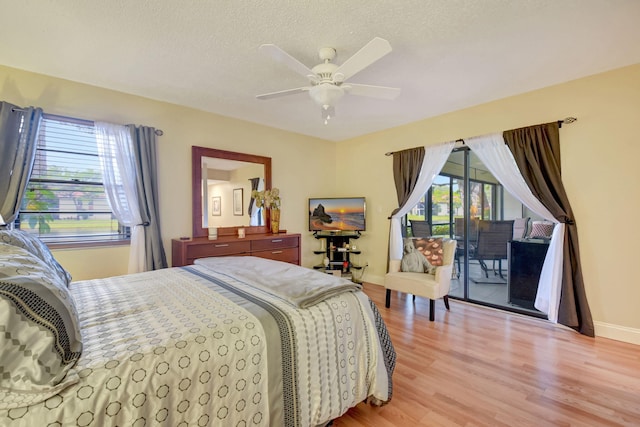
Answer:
[{"left": 172, "top": 233, "right": 301, "bottom": 267}]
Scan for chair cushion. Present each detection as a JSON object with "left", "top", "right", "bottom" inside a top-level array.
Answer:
[
  {"left": 384, "top": 271, "right": 444, "bottom": 299},
  {"left": 529, "top": 221, "right": 555, "bottom": 239}
]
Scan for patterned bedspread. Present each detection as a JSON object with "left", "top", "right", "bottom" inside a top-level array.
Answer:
[{"left": 1, "top": 259, "right": 395, "bottom": 427}]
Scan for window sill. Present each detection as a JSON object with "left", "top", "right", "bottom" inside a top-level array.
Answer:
[{"left": 47, "top": 239, "right": 130, "bottom": 250}]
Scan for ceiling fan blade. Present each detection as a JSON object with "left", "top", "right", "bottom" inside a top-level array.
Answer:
[
  {"left": 259, "top": 44, "right": 315, "bottom": 78},
  {"left": 333, "top": 37, "right": 392, "bottom": 82},
  {"left": 256, "top": 87, "right": 310, "bottom": 100},
  {"left": 342, "top": 83, "right": 400, "bottom": 100}
]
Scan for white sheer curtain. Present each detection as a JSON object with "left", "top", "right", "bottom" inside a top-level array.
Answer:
[
  {"left": 95, "top": 122, "right": 146, "bottom": 273},
  {"left": 389, "top": 141, "right": 455, "bottom": 260},
  {"left": 249, "top": 178, "right": 264, "bottom": 226},
  {"left": 466, "top": 133, "right": 564, "bottom": 323}
]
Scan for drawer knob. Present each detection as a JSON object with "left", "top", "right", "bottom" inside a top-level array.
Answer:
[
  {"left": 272, "top": 250, "right": 283, "bottom": 254},
  {"left": 271, "top": 239, "right": 283, "bottom": 243},
  {"left": 214, "top": 244, "right": 229, "bottom": 247}
]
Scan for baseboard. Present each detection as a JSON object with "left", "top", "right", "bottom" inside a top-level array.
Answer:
[
  {"left": 594, "top": 321, "right": 640, "bottom": 345},
  {"left": 362, "top": 273, "right": 384, "bottom": 287}
]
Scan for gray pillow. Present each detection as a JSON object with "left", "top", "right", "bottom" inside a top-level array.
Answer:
[
  {"left": 0, "top": 243, "right": 82, "bottom": 409},
  {"left": 0, "top": 230, "right": 72, "bottom": 286},
  {"left": 400, "top": 238, "right": 436, "bottom": 274}
]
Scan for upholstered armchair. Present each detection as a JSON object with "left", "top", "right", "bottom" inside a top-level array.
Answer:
[{"left": 384, "top": 239, "right": 457, "bottom": 321}]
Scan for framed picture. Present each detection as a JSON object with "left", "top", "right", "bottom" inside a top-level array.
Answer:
[
  {"left": 233, "top": 188, "right": 243, "bottom": 216},
  {"left": 211, "top": 196, "right": 221, "bottom": 216}
]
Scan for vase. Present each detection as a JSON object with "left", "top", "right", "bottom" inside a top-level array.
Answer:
[{"left": 270, "top": 208, "right": 280, "bottom": 234}]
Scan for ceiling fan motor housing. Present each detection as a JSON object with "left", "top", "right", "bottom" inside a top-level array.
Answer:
[{"left": 311, "top": 62, "right": 339, "bottom": 83}]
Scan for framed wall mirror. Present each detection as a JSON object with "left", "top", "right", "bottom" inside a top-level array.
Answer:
[{"left": 192, "top": 146, "right": 272, "bottom": 238}]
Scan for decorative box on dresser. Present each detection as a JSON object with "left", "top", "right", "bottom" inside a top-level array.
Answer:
[{"left": 172, "top": 233, "right": 301, "bottom": 267}]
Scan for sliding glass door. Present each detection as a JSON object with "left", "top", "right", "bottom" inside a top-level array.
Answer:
[{"left": 405, "top": 147, "right": 545, "bottom": 317}]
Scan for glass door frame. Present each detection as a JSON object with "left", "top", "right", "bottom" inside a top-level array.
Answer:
[
  {"left": 451, "top": 147, "right": 546, "bottom": 318},
  {"left": 404, "top": 147, "right": 545, "bottom": 318}
]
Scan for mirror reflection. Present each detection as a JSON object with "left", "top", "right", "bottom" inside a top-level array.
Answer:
[
  {"left": 201, "top": 157, "right": 265, "bottom": 228},
  {"left": 191, "top": 146, "right": 272, "bottom": 238}
]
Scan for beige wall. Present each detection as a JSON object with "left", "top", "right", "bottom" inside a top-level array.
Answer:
[
  {"left": 336, "top": 63, "right": 640, "bottom": 342},
  {"left": 0, "top": 64, "right": 336, "bottom": 279},
  {"left": 2, "top": 63, "right": 639, "bottom": 343}
]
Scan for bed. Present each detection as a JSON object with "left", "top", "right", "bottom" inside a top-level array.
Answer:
[{"left": 0, "top": 231, "right": 395, "bottom": 427}]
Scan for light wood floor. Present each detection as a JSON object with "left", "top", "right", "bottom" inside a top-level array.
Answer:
[{"left": 334, "top": 284, "right": 640, "bottom": 427}]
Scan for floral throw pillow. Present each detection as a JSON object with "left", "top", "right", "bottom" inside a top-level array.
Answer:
[{"left": 413, "top": 237, "right": 444, "bottom": 267}]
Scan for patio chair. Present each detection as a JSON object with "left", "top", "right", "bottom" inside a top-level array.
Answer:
[
  {"left": 454, "top": 217, "right": 479, "bottom": 277},
  {"left": 474, "top": 220, "right": 514, "bottom": 278},
  {"left": 410, "top": 220, "right": 432, "bottom": 237}
]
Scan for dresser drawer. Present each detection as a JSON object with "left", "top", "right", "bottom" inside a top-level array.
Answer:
[
  {"left": 189, "top": 240, "right": 250, "bottom": 258},
  {"left": 252, "top": 247, "right": 299, "bottom": 264},
  {"left": 251, "top": 236, "right": 298, "bottom": 251},
  {"left": 172, "top": 234, "right": 300, "bottom": 267}
]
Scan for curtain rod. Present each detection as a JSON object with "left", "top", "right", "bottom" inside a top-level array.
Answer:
[
  {"left": 384, "top": 117, "right": 577, "bottom": 156},
  {"left": 10, "top": 107, "right": 164, "bottom": 136}
]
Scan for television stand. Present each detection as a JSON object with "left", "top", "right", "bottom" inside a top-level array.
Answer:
[
  {"left": 312, "top": 230, "right": 361, "bottom": 238},
  {"left": 312, "top": 232, "right": 363, "bottom": 283}
]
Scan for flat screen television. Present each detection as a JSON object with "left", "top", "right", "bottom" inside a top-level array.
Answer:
[{"left": 308, "top": 197, "right": 366, "bottom": 232}]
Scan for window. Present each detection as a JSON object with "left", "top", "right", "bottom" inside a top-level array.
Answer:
[
  {"left": 17, "top": 114, "right": 129, "bottom": 245},
  {"left": 405, "top": 173, "right": 499, "bottom": 237}
]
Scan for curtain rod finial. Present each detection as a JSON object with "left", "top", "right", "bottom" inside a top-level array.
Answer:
[{"left": 558, "top": 117, "right": 577, "bottom": 128}]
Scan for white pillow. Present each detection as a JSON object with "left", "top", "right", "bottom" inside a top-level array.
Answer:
[
  {"left": 0, "top": 243, "right": 82, "bottom": 409},
  {"left": 0, "top": 230, "right": 72, "bottom": 286},
  {"left": 512, "top": 217, "right": 529, "bottom": 239}
]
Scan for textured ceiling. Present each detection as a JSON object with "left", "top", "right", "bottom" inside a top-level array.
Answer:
[{"left": 1, "top": 0, "right": 640, "bottom": 141}]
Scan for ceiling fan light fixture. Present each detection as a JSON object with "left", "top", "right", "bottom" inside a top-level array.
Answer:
[
  {"left": 309, "top": 83, "right": 344, "bottom": 108},
  {"left": 310, "top": 84, "right": 343, "bottom": 123}
]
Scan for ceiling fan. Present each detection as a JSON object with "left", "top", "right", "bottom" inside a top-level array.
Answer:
[{"left": 256, "top": 37, "right": 401, "bottom": 124}]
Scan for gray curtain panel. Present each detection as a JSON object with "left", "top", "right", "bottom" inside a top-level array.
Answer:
[
  {"left": 127, "top": 125, "right": 168, "bottom": 270},
  {"left": 0, "top": 102, "right": 43, "bottom": 227},
  {"left": 503, "top": 122, "right": 594, "bottom": 337}
]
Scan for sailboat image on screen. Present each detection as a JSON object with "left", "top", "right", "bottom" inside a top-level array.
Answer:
[{"left": 308, "top": 197, "right": 366, "bottom": 233}]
